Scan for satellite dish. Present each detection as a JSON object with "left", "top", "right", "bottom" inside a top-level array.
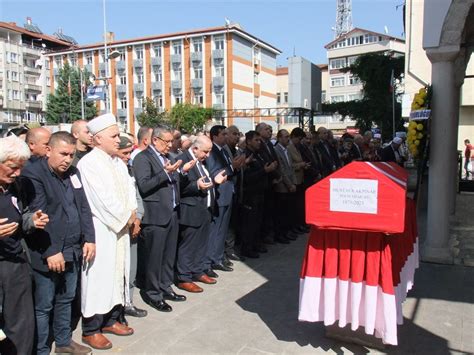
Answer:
[
  {"left": 384, "top": 26, "right": 389, "bottom": 34},
  {"left": 225, "top": 17, "right": 231, "bottom": 27}
]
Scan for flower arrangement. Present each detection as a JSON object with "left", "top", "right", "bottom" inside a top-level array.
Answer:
[{"left": 407, "top": 86, "right": 432, "bottom": 159}]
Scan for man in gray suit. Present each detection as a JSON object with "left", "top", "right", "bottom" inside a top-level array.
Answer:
[{"left": 274, "top": 129, "right": 297, "bottom": 243}]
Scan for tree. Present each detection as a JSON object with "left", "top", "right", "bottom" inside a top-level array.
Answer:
[
  {"left": 136, "top": 97, "right": 169, "bottom": 127},
  {"left": 45, "top": 62, "right": 97, "bottom": 124},
  {"left": 322, "top": 52, "right": 405, "bottom": 140},
  {"left": 168, "top": 103, "right": 213, "bottom": 133}
]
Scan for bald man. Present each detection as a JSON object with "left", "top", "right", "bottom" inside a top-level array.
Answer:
[
  {"left": 71, "top": 120, "right": 93, "bottom": 167},
  {"left": 25, "top": 127, "right": 51, "bottom": 160}
]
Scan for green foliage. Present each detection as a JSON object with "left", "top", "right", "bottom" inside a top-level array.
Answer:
[
  {"left": 136, "top": 97, "right": 169, "bottom": 127},
  {"left": 45, "top": 62, "right": 97, "bottom": 124},
  {"left": 322, "top": 52, "right": 405, "bottom": 140},
  {"left": 168, "top": 103, "right": 213, "bottom": 133}
]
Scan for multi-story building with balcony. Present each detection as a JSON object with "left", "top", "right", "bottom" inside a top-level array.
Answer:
[
  {"left": 325, "top": 28, "right": 405, "bottom": 104},
  {"left": 47, "top": 24, "right": 281, "bottom": 134},
  {"left": 0, "top": 20, "right": 71, "bottom": 131}
]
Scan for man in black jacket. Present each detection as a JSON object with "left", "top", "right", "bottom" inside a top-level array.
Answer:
[
  {"left": 240, "top": 131, "right": 277, "bottom": 258},
  {"left": 0, "top": 135, "right": 48, "bottom": 355},
  {"left": 176, "top": 135, "right": 227, "bottom": 293},
  {"left": 133, "top": 125, "right": 193, "bottom": 312},
  {"left": 21, "top": 131, "right": 95, "bottom": 355}
]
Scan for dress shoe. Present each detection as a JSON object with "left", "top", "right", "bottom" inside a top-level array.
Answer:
[
  {"left": 82, "top": 334, "right": 112, "bottom": 350},
  {"left": 177, "top": 282, "right": 203, "bottom": 293},
  {"left": 205, "top": 268, "right": 219, "bottom": 278},
  {"left": 275, "top": 236, "right": 290, "bottom": 244},
  {"left": 227, "top": 252, "right": 245, "bottom": 261},
  {"left": 102, "top": 322, "right": 134, "bottom": 336},
  {"left": 241, "top": 249, "right": 260, "bottom": 258},
  {"left": 212, "top": 263, "right": 233, "bottom": 272},
  {"left": 194, "top": 274, "right": 217, "bottom": 284},
  {"left": 256, "top": 245, "right": 268, "bottom": 253},
  {"left": 140, "top": 291, "right": 173, "bottom": 312},
  {"left": 124, "top": 305, "right": 148, "bottom": 317},
  {"left": 163, "top": 291, "right": 187, "bottom": 302},
  {"left": 223, "top": 258, "right": 234, "bottom": 268},
  {"left": 55, "top": 340, "right": 92, "bottom": 354}
]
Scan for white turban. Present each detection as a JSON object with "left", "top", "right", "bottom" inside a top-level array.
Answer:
[{"left": 87, "top": 113, "right": 117, "bottom": 135}]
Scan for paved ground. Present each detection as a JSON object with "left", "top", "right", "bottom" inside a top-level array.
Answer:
[{"left": 72, "top": 233, "right": 474, "bottom": 354}]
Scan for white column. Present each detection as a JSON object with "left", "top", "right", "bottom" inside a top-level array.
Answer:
[{"left": 423, "top": 47, "right": 461, "bottom": 264}]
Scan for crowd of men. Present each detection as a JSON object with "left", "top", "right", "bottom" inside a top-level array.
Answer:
[{"left": 0, "top": 114, "right": 406, "bottom": 354}]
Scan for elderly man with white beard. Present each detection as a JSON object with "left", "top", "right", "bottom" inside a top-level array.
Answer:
[{"left": 77, "top": 114, "right": 137, "bottom": 350}]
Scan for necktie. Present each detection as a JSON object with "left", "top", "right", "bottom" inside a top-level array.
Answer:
[
  {"left": 196, "top": 160, "right": 214, "bottom": 207},
  {"left": 221, "top": 148, "right": 234, "bottom": 172}
]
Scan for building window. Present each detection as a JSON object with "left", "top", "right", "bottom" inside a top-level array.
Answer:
[
  {"left": 154, "top": 95, "right": 163, "bottom": 108},
  {"left": 331, "top": 76, "right": 345, "bottom": 87},
  {"left": 7, "top": 89, "right": 12, "bottom": 100},
  {"left": 193, "top": 39, "right": 202, "bottom": 52},
  {"left": 284, "top": 92, "right": 288, "bottom": 103},
  {"left": 193, "top": 94, "right": 203, "bottom": 105},
  {"left": 173, "top": 64, "right": 182, "bottom": 80},
  {"left": 348, "top": 93, "right": 362, "bottom": 101},
  {"left": 99, "top": 50, "right": 106, "bottom": 62},
  {"left": 321, "top": 90, "right": 326, "bottom": 102},
  {"left": 100, "top": 69, "right": 106, "bottom": 78},
  {"left": 175, "top": 95, "right": 183, "bottom": 104},
  {"left": 119, "top": 74, "right": 126, "bottom": 85},
  {"left": 118, "top": 48, "right": 125, "bottom": 61},
  {"left": 136, "top": 72, "right": 144, "bottom": 83},
  {"left": 172, "top": 41, "right": 182, "bottom": 55},
  {"left": 214, "top": 63, "right": 224, "bottom": 77},
  {"left": 154, "top": 70, "right": 162, "bottom": 82},
  {"left": 153, "top": 44, "right": 162, "bottom": 57},
  {"left": 215, "top": 92, "right": 224, "bottom": 104},
  {"left": 347, "top": 56, "right": 358, "bottom": 66},
  {"left": 136, "top": 95, "right": 144, "bottom": 108},
  {"left": 329, "top": 58, "right": 346, "bottom": 69},
  {"left": 254, "top": 72, "right": 259, "bottom": 84},
  {"left": 135, "top": 46, "right": 143, "bottom": 59},
  {"left": 214, "top": 36, "right": 224, "bottom": 50},
  {"left": 55, "top": 56, "right": 62, "bottom": 67},
  {"left": 254, "top": 97, "right": 259, "bottom": 107},
  {"left": 10, "top": 52, "right": 18, "bottom": 63},
  {"left": 364, "top": 34, "right": 379, "bottom": 44},
  {"left": 11, "top": 71, "right": 18, "bottom": 82},
  {"left": 349, "top": 76, "right": 360, "bottom": 85},
  {"left": 120, "top": 96, "right": 127, "bottom": 109},
  {"left": 12, "top": 90, "right": 20, "bottom": 100},
  {"left": 331, "top": 95, "right": 345, "bottom": 103},
  {"left": 194, "top": 68, "right": 203, "bottom": 79},
  {"left": 69, "top": 55, "right": 77, "bottom": 66},
  {"left": 86, "top": 53, "right": 93, "bottom": 65},
  {"left": 284, "top": 116, "right": 299, "bottom": 124},
  {"left": 46, "top": 76, "right": 51, "bottom": 86},
  {"left": 277, "top": 93, "right": 281, "bottom": 104}
]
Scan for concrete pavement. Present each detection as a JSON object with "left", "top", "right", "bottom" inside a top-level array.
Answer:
[{"left": 72, "top": 234, "right": 474, "bottom": 354}]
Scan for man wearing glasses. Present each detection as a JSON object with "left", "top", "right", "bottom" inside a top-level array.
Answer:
[{"left": 133, "top": 125, "right": 194, "bottom": 313}]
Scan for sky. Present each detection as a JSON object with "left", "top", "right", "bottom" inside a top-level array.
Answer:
[{"left": 1, "top": 0, "right": 405, "bottom": 65}]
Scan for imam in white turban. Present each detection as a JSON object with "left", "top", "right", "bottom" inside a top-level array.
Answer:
[{"left": 87, "top": 113, "right": 117, "bottom": 135}]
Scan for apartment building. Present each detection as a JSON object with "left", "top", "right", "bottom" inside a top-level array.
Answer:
[
  {"left": 47, "top": 24, "right": 281, "bottom": 134},
  {"left": 325, "top": 28, "right": 405, "bottom": 104},
  {"left": 0, "top": 21, "right": 71, "bottom": 131}
]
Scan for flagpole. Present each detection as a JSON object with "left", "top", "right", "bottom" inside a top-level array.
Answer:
[{"left": 391, "top": 69, "right": 395, "bottom": 138}]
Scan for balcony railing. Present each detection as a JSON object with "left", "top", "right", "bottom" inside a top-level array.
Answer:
[
  {"left": 134, "top": 83, "right": 144, "bottom": 92},
  {"left": 171, "top": 80, "right": 182, "bottom": 90},
  {"left": 116, "top": 85, "right": 127, "bottom": 95},
  {"left": 191, "top": 78, "right": 203, "bottom": 89},
  {"left": 212, "top": 49, "right": 225, "bottom": 59},
  {"left": 151, "top": 57, "right": 162, "bottom": 66},
  {"left": 133, "top": 59, "right": 143, "bottom": 68},
  {"left": 152, "top": 81, "right": 162, "bottom": 91},
  {"left": 134, "top": 108, "right": 143, "bottom": 117},
  {"left": 84, "top": 64, "right": 93, "bottom": 73},
  {"left": 191, "top": 52, "right": 202, "bottom": 62},
  {"left": 23, "top": 47, "right": 41, "bottom": 59},
  {"left": 24, "top": 83, "right": 42, "bottom": 92},
  {"left": 212, "top": 76, "right": 225, "bottom": 87},
  {"left": 115, "top": 61, "right": 126, "bottom": 71},
  {"left": 213, "top": 103, "right": 225, "bottom": 110},
  {"left": 170, "top": 54, "right": 182, "bottom": 64},
  {"left": 117, "top": 108, "right": 127, "bottom": 118},
  {"left": 24, "top": 66, "right": 41, "bottom": 75},
  {"left": 25, "top": 100, "right": 42, "bottom": 109}
]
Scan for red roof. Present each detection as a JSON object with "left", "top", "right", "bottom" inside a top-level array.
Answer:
[
  {"left": 276, "top": 67, "right": 288, "bottom": 75},
  {"left": 0, "top": 22, "right": 73, "bottom": 47},
  {"left": 324, "top": 27, "right": 405, "bottom": 49}
]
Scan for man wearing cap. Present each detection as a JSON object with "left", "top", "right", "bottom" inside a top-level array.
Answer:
[
  {"left": 381, "top": 137, "right": 404, "bottom": 164},
  {"left": 77, "top": 114, "right": 137, "bottom": 350}
]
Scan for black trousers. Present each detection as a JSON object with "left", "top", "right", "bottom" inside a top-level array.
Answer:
[
  {"left": 295, "top": 183, "right": 306, "bottom": 228},
  {"left": 0, "top": 255, "right": 35, "bottom": 355},
  {"left": 177, "top": 210, "right": 212, "bottom": 282},
  {"left": 239, "top": 194, "right": 264, "bottom": 253},
  {"left": 262, "top": 188, "right": 277, "bottom": 239},
  {"left": 225, "top": 196, "right": 239, "bottom": 256},
  {"left": 275, "top": 192, "right": 295, "bottom": 238},
  {"left": 138, "top": 211, "right": 179, "bottom": 301},
  {"left": 82, "top": 305, "right": 122, "bottom": 336}
]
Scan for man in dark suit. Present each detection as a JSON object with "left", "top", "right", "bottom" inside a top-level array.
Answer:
[
  {"left": 133, "top": 125, "right": 193, "bottom": 312},
  {"left": 316, "top": 127, "right": 341, "bottom": 177},
  {"left": 21, "top": 131, "right": 95, "bottom": 355},
  {"left": 203, "top": 125, "right": 235, "bottom": 276},
  {"left": 176, "top": 135, "right": 227, "bottom": 293}
]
